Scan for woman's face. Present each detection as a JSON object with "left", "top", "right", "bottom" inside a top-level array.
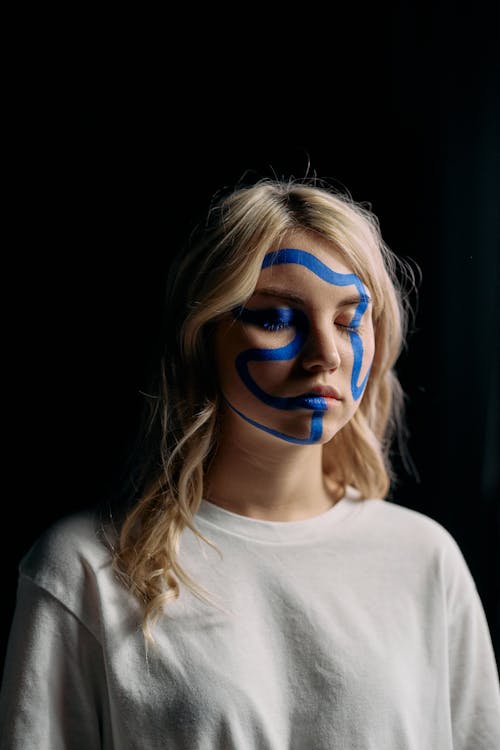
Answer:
[{"left": 213, "top": 231, "right": 375, "bottom": 445}]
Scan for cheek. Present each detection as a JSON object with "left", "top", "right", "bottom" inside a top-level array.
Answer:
[
  {"left": 224, "top": 324, "right": 296, "bottom": 374},
  {"left": 361, "top": 333, "right": 375, "bottom": 371},
  {"left": 340, "top": 327, "right": 375, "bottom": 403},
  {"left": 213, "top": 324, "right": 285, "bottom": 392},
  {"left": 247, "top": 359, "right": 294, "bottom": 391},
  {"left": 338, "top": 330, "right": 373, "bottom": 364}
]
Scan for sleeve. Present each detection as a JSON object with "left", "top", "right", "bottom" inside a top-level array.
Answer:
[
  {"left": 0, "top": 573, "right": 110, "bottom": 750},
  {"left": 443, "top": 534, "right": 500, "bottom": 748}
]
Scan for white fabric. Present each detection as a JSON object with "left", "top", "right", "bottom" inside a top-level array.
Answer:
[{"left": 1, "top": 488, "right": 499, "bottom": 749}]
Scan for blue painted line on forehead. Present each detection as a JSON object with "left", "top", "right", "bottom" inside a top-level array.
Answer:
[{"left": 262, "top": 247, "right": 362, "bottom": 289}]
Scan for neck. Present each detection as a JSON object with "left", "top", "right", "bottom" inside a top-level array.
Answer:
[{"left": 204, "top": 418, "right": 342, "bottom": 522}]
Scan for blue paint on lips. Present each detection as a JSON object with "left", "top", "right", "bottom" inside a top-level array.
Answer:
[{"left": 294, "top": 395, "right": 331, "bottom": 411}]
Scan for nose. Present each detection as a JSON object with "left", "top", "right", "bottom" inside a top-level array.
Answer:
[{"left": 300, "top": 319, "right": 341, "bottom": 371}]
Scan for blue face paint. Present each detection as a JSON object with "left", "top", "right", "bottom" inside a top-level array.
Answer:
[
  {"left": 263, "top": 249, "right": 372, "bottom": 400},
  {"left": 223, "top": 248, "right": 373, "bottom": 444},
  {"left": 231, "top": 306, "right": 336, "bottom": 413}
]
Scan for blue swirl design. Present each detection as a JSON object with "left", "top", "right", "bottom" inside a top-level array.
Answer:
[{"left": 224, "top": 248, "right": 372, "bottom": 443}]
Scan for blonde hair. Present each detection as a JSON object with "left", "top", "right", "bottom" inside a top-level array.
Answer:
[{"left": 112, "top": 176, "right": 417, "bottom": 641}]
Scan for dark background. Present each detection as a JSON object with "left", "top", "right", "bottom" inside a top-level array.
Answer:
[{"left": 3, "top": 4, "right": 499, "bottom": 679}]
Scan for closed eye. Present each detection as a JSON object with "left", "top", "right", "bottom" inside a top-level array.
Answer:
[
  {"left": 233, "top": 306, "right": 301, "bottom": 333},
  {"left": 261, "top": 319, "right": 293, "bottom": 332},
  {"left": 336, "top": 322, "right": 360, "bottom": 336}
]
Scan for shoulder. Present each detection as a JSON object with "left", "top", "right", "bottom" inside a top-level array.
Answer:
[
  {"left": 20, "top": 506, "right": 114, "bottom": 581},
  {"left": 362, "top": 495, "right": 458, "bottom": 545},
  {"left": 18, "top": 505, "right": 118, "bottom": 634},
  {"left": 361, "top": 496, "right": 477, "bottom": 595}
]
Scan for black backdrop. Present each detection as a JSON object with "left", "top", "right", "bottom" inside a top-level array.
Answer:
[{"left": 3, "top": 5, "right": 499, "bottom": 679}]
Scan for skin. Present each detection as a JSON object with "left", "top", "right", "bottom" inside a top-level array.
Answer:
[{"left": 205, "top": 230, "right": 375, "bottom": 521}]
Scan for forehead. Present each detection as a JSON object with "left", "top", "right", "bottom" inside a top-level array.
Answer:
[{"left": 255, "top": 231, "right": 355, "bottom": 290}]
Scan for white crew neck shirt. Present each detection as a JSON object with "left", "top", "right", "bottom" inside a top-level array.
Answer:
[{"left": 1, "top": 488, "right": 499, "bottom": 749}]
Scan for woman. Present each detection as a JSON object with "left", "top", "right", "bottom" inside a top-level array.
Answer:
[{"left": 1, "top": 177, "right": 499, "bottom": 748}]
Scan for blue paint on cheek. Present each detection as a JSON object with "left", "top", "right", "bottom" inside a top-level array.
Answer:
[
  {"left": 231, "top": 307, "right": 329, "bottom": 412},
  {"left": 349, "top": 330, "right": 372, "bottom": 400},
  {"left": 227, "top": 248, "right": 372, "bottom": 444}
]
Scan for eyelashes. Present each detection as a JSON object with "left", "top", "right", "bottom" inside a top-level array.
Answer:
[
  {"left": 260, "top": 311, "right": 296, "bottom": 333},
  {"left": 232, "top": 306, "right": 361, "bottom": 335},
  {"left": 262, "top": 320, "right": 359, "bottom": 336},
  {"left": 336, "top": 323, "right": 361, "bottom": 336},
  {"left": 262, "top": 319, "right": 291, "bottom": 332},
  {"left": 232, "top": 306, "right": 300, "bottom": 332}
]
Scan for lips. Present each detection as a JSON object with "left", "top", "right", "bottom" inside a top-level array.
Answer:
[
  {"left": 290, "top": 384, "right": 342, "bottom": 412},
  {"left": 302, "top": 385, "right": 342, "bottom": 400}
]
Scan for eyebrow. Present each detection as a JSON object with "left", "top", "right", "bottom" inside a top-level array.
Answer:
[{"left": 252, "top": 286, "right": 372, "bottom": 307}]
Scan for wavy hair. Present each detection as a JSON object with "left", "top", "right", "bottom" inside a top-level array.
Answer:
[{"left": 111, "top": 176, "right": 417, "bottom": 642}]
